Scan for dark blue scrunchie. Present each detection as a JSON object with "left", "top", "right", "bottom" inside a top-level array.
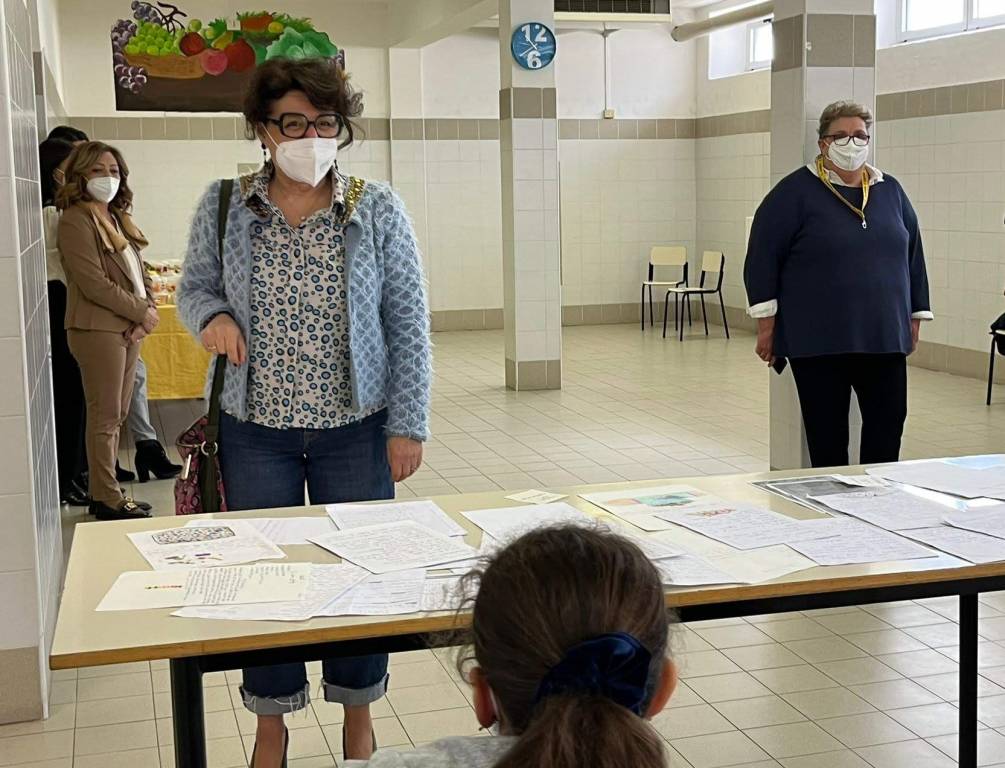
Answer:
[{"left": 532, "top": 632, "right": 653, "bottom": 716}]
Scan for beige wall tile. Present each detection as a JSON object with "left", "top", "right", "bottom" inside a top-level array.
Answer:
[
  {"left": 598, "top": 119, "right": 618, "bottom": 140},
  {"left": 504, "top": 357, "right": 516, "bottom": 389},
  {"left": 0, "top": 646, "right": 42, "bottom": 723},
  {"left": 436, "top": 119, "right": 459, "bottom": 140},
  {"left": 807, "top": 14, "right": 854, "bottom": 67},
  {"left": 853, "top": 15, "right": 876, "bottom": 67},
  {"left": 933, "top": 86, "right": 953, "bottom": 116},
  {"left": 139, "top": 118, "right": 164, "bottom": 140},
  {"left": 657, "top": 119, "right": 677, "bottom": 139},
  {"left": 917, "top": 89, "right": 936, "bottom": 117},
  {"left": 456, "top": 119, "right": 479, "bottom": 140},
  {"left": 189, "top": 118, "right": 212, "bottom": 140},
  {"left": 68, "top": 116, "right": 94, "bottom": 138},
  {"left": 478, "top": 119, "right": 500, "bottom": 140},
  {"left": 512, "top": 88, "right": 543, "bottom": 119},
  {"left": 638, "top": 119, "right": 658, "bottom": 139},
  {"left": 579, "top": 119, "right": 599, "bottom": 140},
  {"left": 546, "top": 359, "right": 562, "bottom": 389},
  {"left": 904, "top": 90, "right": 922, "bottom": 119},
  {"left": 516, "top": 360, "right": 547, "bottom": 389},
  {"left": 966, "top": 82, "right": 985, "bottom": 112},
  {"left": 367, "top": 118, "right": 390, "bottom": 141},
  {"left": 92, "top": 117, "right": 117, "bottom": 141},
  {"left": 558, "top": 119, "right": 579, "bottom": 140},
  {"left": 950, "top": 84, "right": 969, "bottom": 114},
  {"left": 562, "top": 305, "right": 584, "bottom": 325},
  {"left": 543, "top": 88, "right": 557, "bottom": 119},
  {"left": 211, "top": 117, "right": 236, "bottom": 140},
  {"left": 484, "top": 308, "right": 503, "bottom": 328},
  {"left": 461, "top": 309, "right": 485, "bottom": 329},
  {"left": 115, "top": 118, "right": 140, "bottom": 140},
  {"left": 677, "top": 118, "right": 697, "bottom": 139},
  {"left": 617, "top": 119, "right": 638, "bottom": 139},
  {"left": 163, "top": 117, "right": 189, "bottom": 140},
  {"left": 984, "top": 80, "right": 1005, "bottom": 112},
  {"left": 499, "top": 88, "right": 511, "bottom": 121},
  {"left": 583, "top": 305, "right": 603, "bottom": 324},
  {"left": 423, "top": 119, "right": 437, "bottom": 140}
]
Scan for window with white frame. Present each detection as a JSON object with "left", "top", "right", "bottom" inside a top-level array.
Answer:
[
  {"left": 899, "top": 0, "right": 1005, "bottom": 42},
  {"left": 707, "top": 1, "right": 773, "bottom": 78}
]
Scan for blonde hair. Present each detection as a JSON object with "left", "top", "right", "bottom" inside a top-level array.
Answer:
[
  {"left": 55, "top": 141, "right": 133, "bottom": 212},
  {"left": 818, "top": 101, "right": 874, "bottom": 138}
]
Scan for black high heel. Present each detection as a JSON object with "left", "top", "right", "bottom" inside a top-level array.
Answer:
[
  {"left": 115, "top": 461, "right": 135, "bottom": 483},
  {"left": 250, "top": 726, "right": 287, "bottom": 768},
  {"left": 134, "top": 439, "right": 182, "bottom": 483}
]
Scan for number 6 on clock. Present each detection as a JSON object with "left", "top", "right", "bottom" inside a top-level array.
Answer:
[{"left": 511, "top": 22, "right": 557, "bottom": 71}]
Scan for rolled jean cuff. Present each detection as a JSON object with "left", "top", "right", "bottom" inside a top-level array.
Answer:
[
  {"left": 323, "top": 673, "right": 389, "bottom": 706},
  {"left": 239, "top": 683, "right": 310, "bottom": 715}
]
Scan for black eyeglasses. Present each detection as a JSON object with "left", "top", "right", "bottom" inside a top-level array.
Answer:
[
  {"left": 822, "top": 132, "right": 870, "bottom": 147},
  {"left": 265, "top": 113, "right": 342, "bottom": 139}
]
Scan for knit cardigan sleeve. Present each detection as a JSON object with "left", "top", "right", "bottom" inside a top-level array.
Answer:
[
  {"left": 177, "top": 180, "right": 236, "bottom": 338},
  {"left": 375, "top": 185, "right": 433, "bottom": 442}
]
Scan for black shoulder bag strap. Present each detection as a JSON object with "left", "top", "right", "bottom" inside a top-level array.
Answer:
[{"left": 200, "top": 178, "right": 234, "bottom": 513}]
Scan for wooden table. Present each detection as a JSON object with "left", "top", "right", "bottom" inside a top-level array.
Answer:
[{"left": 50, "top": 468, "right": 1005, "bottom": 768}]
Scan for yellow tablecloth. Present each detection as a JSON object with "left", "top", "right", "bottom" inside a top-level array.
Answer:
[{"left": 143, "top": 304, "right": 211, "bottom": 400}]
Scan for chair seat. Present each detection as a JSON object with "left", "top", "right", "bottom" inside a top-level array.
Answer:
[
  {"left": 995, "top": 330, "right": 1005, "bottom": 336},
  {"left": 664, "top": 286, "right": 717, "bottom": 295},
  {"left": 642, "top": 280, "right": 685, "bottom": 287}
]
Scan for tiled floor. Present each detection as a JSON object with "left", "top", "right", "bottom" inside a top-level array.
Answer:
[{"left": 13, "top": 324, "right": 1005, "bottom": 768}]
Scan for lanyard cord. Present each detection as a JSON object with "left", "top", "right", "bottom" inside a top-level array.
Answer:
[{"left": 815, "top": 154, "right": 870, "bottom": 230}]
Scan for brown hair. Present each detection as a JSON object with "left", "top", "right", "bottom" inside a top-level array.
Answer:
[
  {"left": 55, "top": 141, "right": 133, "bottom": 212},
  {"left": 458, "top": 525, "right": 671, "bottom": 768},
  {"left": 818, "top": 100, "right": 874, "bottom": 138},
  {"left": 243, "top": 57, "right": 363, "bottom": 149}
]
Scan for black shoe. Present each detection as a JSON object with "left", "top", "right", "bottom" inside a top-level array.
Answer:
[
  {"left": 89, "top": 499, "right": 151, "bottom": 520},
  {"left": 134, "top": 439, "right": 182, "bottom": 483},
  {"left": 250, "top": 726, "right": 288, "bottom": 768},
  {"left": 116, "top": 461, "right": 135, "bottom": 483},
  {"left": 72, "top": 478, "right": 89, "bottom": 497},
  {"left": 125, "top": 496, "right": 152, "bottom": 511},
  {"left": 60, "top": 487, "right": 91, "bottom": 507}
]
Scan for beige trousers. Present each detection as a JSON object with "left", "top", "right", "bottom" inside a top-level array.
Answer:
[{"left": 68, "top": 330, "right": 140, "bottom": 506}]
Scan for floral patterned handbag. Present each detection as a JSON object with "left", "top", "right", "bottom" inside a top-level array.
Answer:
[{"left": 174, "top": 179, "right": 233, "bottom": 515}]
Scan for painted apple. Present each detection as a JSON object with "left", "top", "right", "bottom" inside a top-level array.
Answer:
[
  {"left": 198, "top": 48, "right": 228, "bottom": 76},
  {"left": 224, "top": 39, "right": 256, "bottom": 72},
  {"left": 179, "top": 31, "right": 205, "bottom": 57}
]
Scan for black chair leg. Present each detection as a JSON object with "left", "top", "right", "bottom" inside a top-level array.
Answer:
[
  {"left": 662, "top": 292, "right": 670, "bottom": 338},
  {"left": 989, "top": 338, "right": 997, "bottom": 406},
  {"left": 648, "top": 285, "right": 654, "bottom": 328},
  {"left": 679, "top": 294, "right": 686, "bottom": 342},
  {"left": 641, "top": 285, "right": 646, "bottom": 331},
  {"left": 700, "top": 294, "right": 709, "bottom": 336},
  {"left": 719, "top": 290, "right": 730, "bottom": 339},
  {"left": 674, "top": 294, "right": 679, "bottom": 331},
  {"left": 686, "top": 296, "right": 692, "bottom": 327}
]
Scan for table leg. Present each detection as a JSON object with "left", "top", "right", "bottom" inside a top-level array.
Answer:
[
  {"left": 960, "top": 593, "right": 978, "bottom": 768},
  {"left": 171, "top": 658, "right": 207, "bottom": 768}
]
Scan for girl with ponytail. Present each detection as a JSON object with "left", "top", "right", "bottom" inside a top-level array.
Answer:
[{"left": 348, "top": 525, "right": 678, "bottom": 768}]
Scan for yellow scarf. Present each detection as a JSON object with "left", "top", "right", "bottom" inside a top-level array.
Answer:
[
  {"left": 815, "top": 155, "right": 870, "bottom": 230},
  {"left": 83, "top": 202, "right": 149, "bottom": 255}
]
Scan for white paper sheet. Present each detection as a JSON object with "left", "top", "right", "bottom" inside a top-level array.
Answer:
[
  {"left": 504, "top": 490, "right": 569, "bottom": 505},
  {"left": 900, "top": 526, "right": 1005, "bottom": 565},
  {"left": 310, "top": 521, "right": 477, "bottom": 574},
  {"left": 867, "top": 456, "right": 1005, "bottom": 500},
  {"left": 171, "top": 563, "right": 368, "bottom": 621},
  {"left": 786, "top": 520, "right": 939, "bottom": 566},
  {"left": 654, "top": 504, "right": 844, "bottom": 550},
  {"left": 944, "top": 504, "right": 1005, "bottom": 540},
  {"left": 809, "top": 488, "right": 962, "bottom": 531},
  {"left": 831, "top": 474, "right": 891, "bottom": 488},
  {"left": 245, "top": 517, "right": 337, "bottom": 546},
  {"left": 580, "top": 485, "right": 716, "bottom": 531},
  {"left": 321, "top": 570, "right": 426, "bottom": 616},
  {"left": 460, "top": 502, "right": 593, "bottom": 541},
  {"left": 421, "top": 576, "right": 468, "bottom": 612},
  {"left": 96, "top": 563, "right": 311, "bottom": 611},
  {"left": 326, "top": 500, "right": 466, "bottom": 538},
  {"left": 656, "top": 555, "right": 742, "bottom": 586},
  {"left": 128, "top": 521, "right": 286, "bottom": 570}
]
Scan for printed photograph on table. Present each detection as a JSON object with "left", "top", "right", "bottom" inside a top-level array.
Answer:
[{"left": 111, "top": 3, "right": 344, "bottom": 111}]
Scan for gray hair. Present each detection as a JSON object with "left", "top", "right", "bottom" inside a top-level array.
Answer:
[{"left": 818, "top": 101, "right": 874, "bottom": 138}]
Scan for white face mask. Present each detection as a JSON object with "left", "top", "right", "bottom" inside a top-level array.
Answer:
[
  {"left": 266, "top": 132, "right": 339, "bottom": 187},
  {"left": 827, "top": 140, "right": 869, "bottom": 172},
  {"left": 86, "top": 176, "right": 120, "bottom": 203}
]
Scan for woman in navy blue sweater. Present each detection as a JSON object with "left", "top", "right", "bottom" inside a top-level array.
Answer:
[{"left": 743, "top": 101, "right": 932, "bottom": 468}]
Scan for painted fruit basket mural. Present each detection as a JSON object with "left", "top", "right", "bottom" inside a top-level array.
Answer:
[{"left": 111, "top": 3, "right": 344, "bottom": 111}]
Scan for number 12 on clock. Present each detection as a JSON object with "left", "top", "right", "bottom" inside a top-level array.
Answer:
[{"left": 511, "top": 22, "right": 557, "bottom": 70}]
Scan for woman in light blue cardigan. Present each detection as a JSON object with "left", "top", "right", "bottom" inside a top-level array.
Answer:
[{"left": 177, "top": 58, "right": 431, "bottom": 765}]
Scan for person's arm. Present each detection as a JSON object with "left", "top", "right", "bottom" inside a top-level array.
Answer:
[
  {"left": 378, "top": 186, "right": 432, "bottom": 443},
  {"left": 901, "top": 184, "right": 933, "bottom": 322},
  {"left": 177, "top": 181, "right": 237, "bottom": 337},
  {"left": 58, "top": 212, "right": 149, "bottom": 323}
]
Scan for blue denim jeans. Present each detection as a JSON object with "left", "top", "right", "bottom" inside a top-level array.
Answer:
[{"left": 219, "top": 409, "right": 394, "bottom": 715}]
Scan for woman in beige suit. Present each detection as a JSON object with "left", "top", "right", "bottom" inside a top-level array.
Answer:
[{"left": 57, "top": 141, "right": 157, "bottom": 519}]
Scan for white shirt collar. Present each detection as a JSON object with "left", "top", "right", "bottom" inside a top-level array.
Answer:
[{"left": 805, "top": 162, "right": 885, "bottom": 187}]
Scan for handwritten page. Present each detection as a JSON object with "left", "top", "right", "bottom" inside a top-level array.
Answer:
[
  {"left": 96, "top": 563, "right": 310, "bottom": 611},
  {"left": 580, "top": 485, "right": 716, "bottom": 531},
  {"left": 310, "top": 521, "right": 477, "bottom": 574},
  {"left": 944, "top": 504, "right": 1005, "bottom": 540},
  {"left": 172, "top": 564, "right": 367, "bottom": 621},
  {"left": 326, "top": 500, "right": 466, "bottom": 538},
  {"left": 656, "top": 555, "right": 741, "bottom": 586},
  {"left": 901, "top": 526, "right": 1005, "bottom": 564},
  {"left": 460, "top": 502, "right": 593, "bottom": 541},
  {"left": 322, "top": 570, "right": 426, "bottom": 616},
  {"left": 831, "top": 474, "right": 890, "bottom": 488},
  {"left": 245, "top": 517, "right": 337, "bottom": 545},
  {"left": 786, "top": 520, "right": 938, "bottom": 566},
  {"left": 128, "top": 521, "right": 286, "bottom": 570},
  {"left": 421, "top": 576, "right": 468, "bottom": 612},
  {"left": 601, "top": 524, "right": 685, "bottom": 561},
  {"left": 867, "top": 457, "right": 1005, "bottom": 500},
  {"left": 655, "top": 504, "right": 844, "bottom": 550},
  {"left": 809, "top": 488, "right": 960, "bottom": 531},
  {"left": 504, "top": 490, "right": 569, "bottom": 505}
]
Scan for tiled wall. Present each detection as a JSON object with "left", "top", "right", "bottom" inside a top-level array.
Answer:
[{"left": 0, "top": 0, "right": 59, "bottom": 723}]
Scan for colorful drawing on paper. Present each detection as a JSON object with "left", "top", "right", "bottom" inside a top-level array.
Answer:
[{"left": 111, "top": 3, "right": 344, "bottom": 112}]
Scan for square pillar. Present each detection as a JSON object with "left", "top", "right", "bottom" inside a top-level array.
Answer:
[{"left": 499, "top": 0, "right": 562, "bottom": 390}]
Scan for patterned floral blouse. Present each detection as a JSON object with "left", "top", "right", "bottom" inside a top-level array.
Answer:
[{"left": 244, "top": 166, "right": 382, "bottom": 429}]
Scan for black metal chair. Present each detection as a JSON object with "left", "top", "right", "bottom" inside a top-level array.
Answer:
[
  {"left": 641, "top": 245, "right": 690, "bottom": 331},
  {"left": 662, "top": 251, "right": 729, "bottom": 341},
  {"left": 988, "top": 330, "right": 1004, "bottom": 405}
]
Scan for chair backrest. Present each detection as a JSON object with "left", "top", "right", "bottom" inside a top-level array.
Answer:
[
  {"left": 699, "top": 251, "right": 725, "bottom": 290},
  {"left": 650, "top": 246, "right": 687, "bottom": 267}
]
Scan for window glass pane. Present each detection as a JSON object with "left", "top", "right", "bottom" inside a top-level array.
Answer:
[
  {"left": 975, "top": 0, "right": 1005, "bottom": 18},
  {"left": 751, "top": 23, "right": 773, "bottom": 63},
  {"left": 904, "top": 0, "right": 964, "bottom": 30}
]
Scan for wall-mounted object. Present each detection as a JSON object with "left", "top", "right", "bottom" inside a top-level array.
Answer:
[
  {"left": 510, "top": 22, "right": 557, "bottom": 70},
  {"left": 111, "top": 3, "right": 343, "bottom": 112}
]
